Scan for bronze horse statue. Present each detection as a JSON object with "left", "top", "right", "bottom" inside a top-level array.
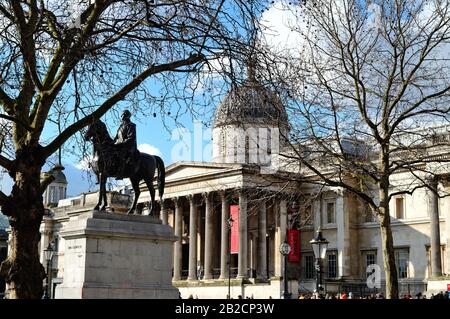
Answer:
[{"left": 84, "top": 120, "right": 165, "bottom": 215}]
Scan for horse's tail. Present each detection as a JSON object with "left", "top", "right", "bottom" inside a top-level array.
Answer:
[{"left": 154, "top": 155, "right": 165, "bottom": 199}]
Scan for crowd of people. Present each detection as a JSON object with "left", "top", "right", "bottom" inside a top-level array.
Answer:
[
  {"left": 298, "top": 291, "right": 386, "bottom": 299},
  {"left": 298, "top": 290, "right": 450, "bottom": 299},
  {"left": 429, "top": 291, "right": 450, "bottom": 299},
  {"left": 180, "top": 290, "right": 449, "bottom": 299}
]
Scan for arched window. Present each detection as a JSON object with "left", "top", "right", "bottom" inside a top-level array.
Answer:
[
  {"left": 245, "top": 135, "right": 249, "bottom": 163},
  {"left": 50, "top": 186, "right": 56, "bottom": 204},
  {"left": 221, "top": 131, "right": 226, "bottom": 157}
]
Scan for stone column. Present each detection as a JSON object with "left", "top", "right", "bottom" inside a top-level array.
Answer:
[
  {"left": 197, "top": 207, "right": 204, "bottom": 270},
  {"left": 219, "top": 191, "right": 230, "bottom": 279},
  {"left": 335, "top": 191, "right": 350, "bottom": 277},
  {"left": 250, "top": 234, "right": 257, "bottom": 278},
  {"left": 237, "top": 190, "right": 248, "bottom": 279},
  {"left": 173, "top": 197, "right": 183, "bottom": 281},
  {"left": 258, "top": 201, "right": 268, "bottom": 280},
  {"left": 161, "top": 200, "right": 169, "bottom": 225},
  {"left": 39, "top": 216, "right": 54, "bottom": 264},
  {"left": 428, "top": 177, "right": 442, "bottom": 277},
  {"left": 188, "top": 195, "right": 198, "bottom": 281},
  {"left": 275, "top": 198, "right": 287, "bottom": 277},
  {"left": 203, "top": 192, "right": 214, "bottom": 280}
]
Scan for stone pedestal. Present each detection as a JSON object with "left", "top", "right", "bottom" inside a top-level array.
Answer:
[{"left": 55, "top": 211, "right": 179, "bottom": 299}]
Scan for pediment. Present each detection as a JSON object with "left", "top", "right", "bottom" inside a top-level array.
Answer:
[{"left": 165, "top": 161, "right": 242, "bottom": 182}]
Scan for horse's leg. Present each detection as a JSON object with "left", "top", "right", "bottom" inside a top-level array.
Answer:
[
  {"left": 100, "top": 174, "right": 108, "bottom": 211},
  {"left": 127, "top": 177, "right": 141, "bottom": 215},
  {"left": 143, "top": 175, "right": 156, "bottom": 215},
  {"left": 94, "top": 172, "right": 103, "bottom": 211}
]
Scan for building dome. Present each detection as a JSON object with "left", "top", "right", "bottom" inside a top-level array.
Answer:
[
  {"left": 52, "top": 169, "right": 68, "bottom": 184},
  {"left": 213, "top": 79, "right": 289, "bottom": 130},
  {"left": 212, "top": 72, "right": 290, "bottom": 165},
  {"left": 42, "top": 165, "right": 68, "bottom": 207}
]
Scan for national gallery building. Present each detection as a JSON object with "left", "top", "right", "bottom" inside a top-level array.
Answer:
[
  {"left": 135, "top": 73, "right": 450, "bottom": 298},
  {"left": 3, "top": 70, "right": 449, "bottom": 299}
]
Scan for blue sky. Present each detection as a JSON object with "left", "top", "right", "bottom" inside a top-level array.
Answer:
[
  {"left": 0, "top": 1, "right": 294, "bottom": 198},
  {"left": 0, "top": 106, "right": 217, "bottom": 197}
]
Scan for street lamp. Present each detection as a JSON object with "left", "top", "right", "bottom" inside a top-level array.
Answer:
[
  {"left": 227, "top": 216, "right": 233, "bottom": 299},
  {"left": 279, "top": 239, "right": 291, "bottom": 299},
  {"left": 42, "top": 242, "right": 54, "bottom": 299},
  {"left": 310, "top": 227, "right": 328, "bottom": 298}
]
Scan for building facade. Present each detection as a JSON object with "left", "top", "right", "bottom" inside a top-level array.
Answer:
[
  {"left": 295, "top": 183, "right": 449, "bottom": 296},
  {"left": 134, "top": 73, "right": 450, "bottom": 298},
  {"left": 23, "top": 68, "right": 450, "bottom": 299},
  {"left": 138, "top": 162, "right": 300, "bottom": 298}
]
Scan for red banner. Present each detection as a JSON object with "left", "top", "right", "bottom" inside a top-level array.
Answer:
[
  {"left": 230, "top": 205, "right": 239, "bottom": 254},
  {"left": 288, "top": 229, "right": 300, "bottom": 262}
]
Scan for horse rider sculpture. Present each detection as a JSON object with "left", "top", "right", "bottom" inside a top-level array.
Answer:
[
  {"left": 84, "top": 111, "right": 165, "bottom": 214},
  {"left": 113, "top": 110, "right": 140, "bottom": 179}
]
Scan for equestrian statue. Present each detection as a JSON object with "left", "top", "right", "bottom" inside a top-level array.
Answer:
[{"left": 84, "top": 110, "right": 165, "bottom": 215}]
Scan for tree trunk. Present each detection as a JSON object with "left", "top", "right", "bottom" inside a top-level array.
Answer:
[
  {"left": 379, "top": 182, "right": 399, "bottom": 299},
  {"left": 0, "top": 146, "right": 46, "bottom": 299}
]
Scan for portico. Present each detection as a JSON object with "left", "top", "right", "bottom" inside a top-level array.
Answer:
[{"left": 137, "top": 161, "right": 299, "bottom": 298}]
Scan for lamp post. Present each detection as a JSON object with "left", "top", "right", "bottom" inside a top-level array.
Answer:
[
  {"left": 279, "top": 239, "right": 291, "bottom": 299},
  {"left": 310, "top": 227, "right": 328, "bottom": 298},
  {"left": 227, "top": 216, "right": 233, "bottom": 299},
  {"left": 42, "top": 242, "right": 54, "bottom": 299}
]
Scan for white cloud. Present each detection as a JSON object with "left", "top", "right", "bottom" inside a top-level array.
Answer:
[
  {"left": 74, "top": 155, "right": 93, "bottom": 171},
  {"left": 138, "top": 143, "right": 162, "bottom": 156},
  {"left": 0, "top": 168, "right": 13, "bottom": 196},
  {"left": 259, "top": 1, "right": 306, "bottom": 55}
]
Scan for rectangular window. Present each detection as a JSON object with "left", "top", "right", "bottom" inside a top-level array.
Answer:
[
  {"left": 327, "top": 251, "right": 337, "bottom": 278},
  {"left": 304, "top": 254, "right": 315, "bottom": 279},
  {"left": 395, "top": 248, "right": 409, "bottom": 279},
  {"left": 326, "top": 202, "right": 335, "bottom": 224},
  {"left": 366, "top": 253, "right": 376, "bottom": 269},
  {"left": 362, "top": 250, "right": 377, "bottom": 278},
  {"left": 395, "top": 197, "right": 404, "bottom": 219}
]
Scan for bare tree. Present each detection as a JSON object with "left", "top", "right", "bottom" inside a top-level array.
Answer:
[
  {"left": 0, "top": 0, "right": 263, "bottom": 298},
  {"left": 258, "top": 0, "right": 450, "bottom": 298}
]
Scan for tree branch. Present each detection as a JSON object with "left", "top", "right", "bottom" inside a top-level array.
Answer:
[
  {"left": 42, "top": 53, "right": 205, "bottom": 158},
  {"left": 0, "top": 189, "right": 8, "bottom": 205},
  {"left": 0, "top": 153, "right": 13, "bottom": 171},
  {"left": 0, "top": 87, "right": 14, "bottom": 112},
  {"left": 0, "top": 5, "right": 13, "bottom": 21},
  {"left": 9, "top": 0, "right": 26, "bottom": 28},
  {"left": 29, "top": 2, "right": 109, "bottom": 142},
  {"left": 0, "top": 114, "right": 33, "bottom": 132}
]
